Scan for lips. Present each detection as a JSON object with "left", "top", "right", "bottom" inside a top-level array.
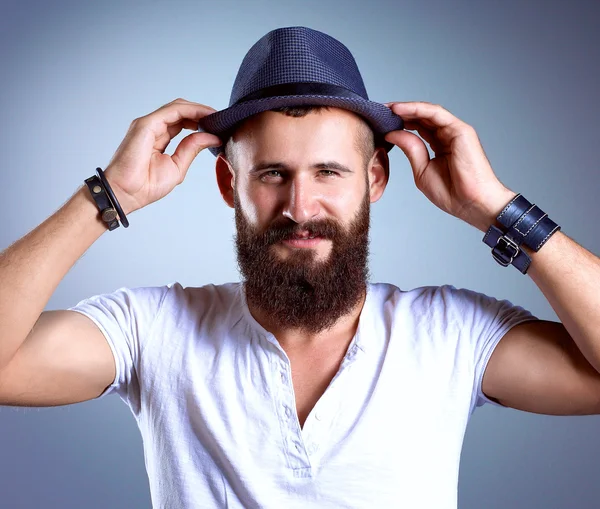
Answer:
[
  {"left": 280, "top": 230, "right": 325, "bottom": 248},
  {"left": 261, "top": 222, "right": 337, "bottom": 247},
  {"left": 288, "top": 230, "right": 322, "bottom": 241},
  {"left": 291, "top": 234, "right": 318, "bottom": 240}
]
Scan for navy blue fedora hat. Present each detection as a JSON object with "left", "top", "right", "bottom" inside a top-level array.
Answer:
[{"left": 197, "top": 26, "right": 404, "bottom": 157}]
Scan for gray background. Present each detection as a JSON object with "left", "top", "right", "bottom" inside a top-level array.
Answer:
[{"left": 1, "top": 0, "right": 599, "bottom": 507}]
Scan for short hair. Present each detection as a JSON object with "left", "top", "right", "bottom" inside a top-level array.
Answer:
[{"left": 223, "top": 105, "right": 377, "bottom": 169}]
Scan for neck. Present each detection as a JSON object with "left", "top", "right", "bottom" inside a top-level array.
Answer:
[{"left": 246, "top": 286, "right": 367, "bottom": 351}]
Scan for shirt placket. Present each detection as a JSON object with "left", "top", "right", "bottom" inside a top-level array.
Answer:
[
  {"left": 272, "top": 339, "right": 364, "bottom": 477},
  {"left": 274, "top": 354, "right": 313, "bottom": 475},
  {"left": 301, "top": 342, "right": 362, "bottom": 460}
]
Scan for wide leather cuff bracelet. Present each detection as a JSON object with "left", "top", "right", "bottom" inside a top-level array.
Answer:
[{"left": 482, "top": 193, "right": 561, "bottom": 274}]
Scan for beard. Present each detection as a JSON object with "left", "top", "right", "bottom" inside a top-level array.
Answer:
[{"left": 234, "top": 188, "right": 371, "bottom": 334}]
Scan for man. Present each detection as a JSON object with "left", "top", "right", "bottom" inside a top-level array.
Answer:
[{"left": 1, "top": 26, "right": 599, "bottom": 508}]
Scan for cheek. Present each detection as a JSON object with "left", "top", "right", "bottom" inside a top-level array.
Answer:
[
  {"left": 236, "top": 184, "right": 277, "bottom": 225},
  {"left": 321, "top": 181, "right": 367, "bottom": 216}
]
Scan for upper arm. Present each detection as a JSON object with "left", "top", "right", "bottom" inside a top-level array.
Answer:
[
  {"left": 0, "top": 310, "right": 116, "bottom": 407},
  {"left": 482, "top": 319, "right": 600, "bottom": 415}
]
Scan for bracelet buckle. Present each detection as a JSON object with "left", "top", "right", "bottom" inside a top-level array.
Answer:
[{"left": 492, "top": 234, "right": 520, "bottom": 267}]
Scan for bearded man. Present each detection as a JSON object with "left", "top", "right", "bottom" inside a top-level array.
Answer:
[{"left": 2, "top": 26, "right": 600, "bottom": 509}]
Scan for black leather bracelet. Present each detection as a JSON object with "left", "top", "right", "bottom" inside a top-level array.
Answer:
[
  {"left": 96, "top": 167, "right": 129, "bottom": 228},
  {"left": 482, "top": 193, "right": 560, "bottom": 274},
  {"left": 84, "top": 175, "right": 120, "bottom": 231}
]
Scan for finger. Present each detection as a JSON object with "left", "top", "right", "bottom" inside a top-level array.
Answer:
[
  {"left": 403, "top": 121, "right": 448, "bottom": 155},
  {"left": 384, "top": 101, "right": 438, "bottom": 129},
  {"left": 167, "top": 118, "right": 200, "bottom": 139},
  {"left": 403, "top": 120, "right": 436, "bottom": 144},
  {"left": 402, "top": 115, "right": 466, "bottom": 149},
  {"left": 171, "top": 131, "right": 222, "bottom": 177},
  {"left": 153, "top": 118, "right": 207, "bottom": 153},
  {"left": 384, "top": 130, "right": 430, "bottom": 182},
  {"left": 158, "top": 97, "right": 216, "bottom": 115},
  {"left": 141, "top": 101, "right": 218, "bottom": 132},
  {"left": 386, "top": 102, "right": 462, "bottom": 131}
]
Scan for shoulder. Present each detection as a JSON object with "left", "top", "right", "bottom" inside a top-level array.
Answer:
[
  {"left": 150, "top": 281, "right": 244, "bottom": 326},
  {"left": 74, "top": 281, "right": 243, "bottom": 320},
  {"left": 156, "top": 281, "right": 242, "bottom": 312},
  {"left": 366, "top": 281, "right": 519, "bottom": 325},
  {"left": 162, "top": 281, "right": 241, "bottom": 303},
  {"left": 367, "top": 281, "right": 464, "bottom": 309}
]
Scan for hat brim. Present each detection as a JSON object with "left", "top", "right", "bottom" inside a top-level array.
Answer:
[{"left": 197, "top": 94, "right": 404, "bottom": 157}]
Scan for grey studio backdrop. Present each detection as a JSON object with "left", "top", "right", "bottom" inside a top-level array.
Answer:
[{"left": 1, "top": 0, "right": 599, "bottom": 507}]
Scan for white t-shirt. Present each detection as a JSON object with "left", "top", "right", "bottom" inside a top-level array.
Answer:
[{"left": 68, "top": 281, "right": 539, "bottom": 508}]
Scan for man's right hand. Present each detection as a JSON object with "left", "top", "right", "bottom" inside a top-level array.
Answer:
[
  {"left": 0, "top": 100, "right": 222, "bottom": 407},
  {"left": 103, "top": 98, "right": 222, "bottom": 216}
]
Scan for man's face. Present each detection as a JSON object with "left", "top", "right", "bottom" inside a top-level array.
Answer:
[
  {"left": 229, "top": 107, "right": 372, "bottom": 261},
  {"left": 220, "top": 107, "right": 384, "bottom": 333}
]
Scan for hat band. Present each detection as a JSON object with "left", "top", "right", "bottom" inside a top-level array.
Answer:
[{"left": 235, "top": 82, "right": 367, "bottom": 104}]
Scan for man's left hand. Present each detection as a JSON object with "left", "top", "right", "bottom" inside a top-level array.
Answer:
[{"left": 384, "top": 101, "right": 517, "bottom": 233}]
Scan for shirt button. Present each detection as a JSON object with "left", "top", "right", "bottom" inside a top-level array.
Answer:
[
  {"left": 295, "top": 442, "right": 302, "bottom": 452},
  {"left": 284, "top": 406, "right": 292, "bottom": 418},
  {"left": 281, "top": 372, "right": 287, "bottom": 383},
  {"left": 315, "top": 411, "right": 322, "bottom": 421}
]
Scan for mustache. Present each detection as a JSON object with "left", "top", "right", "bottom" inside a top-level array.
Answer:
[{"left": 258, "top": 218, "right": 342, "bottom": 245}]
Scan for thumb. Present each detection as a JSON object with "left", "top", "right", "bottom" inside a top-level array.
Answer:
[
  {"left": 171, "top": 131, "right": 222, "bottom": 173},
  {"left": 385, "top": 130, "right": 430, "bottom": 178}
]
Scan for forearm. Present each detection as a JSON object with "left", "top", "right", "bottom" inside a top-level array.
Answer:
[
  {"left": 522, "top": 231, "right": 600, "bottom": 371},
  {"left": 0, "top": 184, "right": 107, "bottom": 370},
  {"left": 479, "top": 189, "right": 600, "bottom": 372}
]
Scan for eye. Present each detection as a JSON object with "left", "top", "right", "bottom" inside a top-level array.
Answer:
[
  {"left": 319, "top": 170, "right": 338, "bottom": 177},
  {"left": 260, "top": 170, "right": 283, "bottom": 181}
]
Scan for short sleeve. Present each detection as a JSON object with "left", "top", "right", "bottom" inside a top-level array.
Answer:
[
  {"left": 67, "top": 284, "right": 171, "bottom": 408},
  {"left": 441, "top": 285, "right": 541, "bottom": 412}
]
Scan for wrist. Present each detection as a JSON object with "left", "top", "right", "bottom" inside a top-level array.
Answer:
[
  {"left": 84, "top": 168, "right": 132, "bottom": 230},
  {"left": 76, "top": 184, "right": 112, "bottom": 233},
  {"left": 481, "top": 191, "right": 561, "bottom": 274},
  {"left": 107, "top": 181, "right": 139, "bottom": 217},
  {"left": 102, "top": 166, "right": 140, "bottom": 217},
  {"left": 474, "top": 188, "right": 519, "bottom": 233}
]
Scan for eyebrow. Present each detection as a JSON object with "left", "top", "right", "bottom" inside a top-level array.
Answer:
[{"left": 249, "top": 161, "right": 354, "bottom": 174}]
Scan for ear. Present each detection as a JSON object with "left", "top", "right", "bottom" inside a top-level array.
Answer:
[
  {"left": 215, "top": 153, "right": 235, "bottom": 208},
  {"left": 367, "top": 147, "right": 389, "bottom": 203}
]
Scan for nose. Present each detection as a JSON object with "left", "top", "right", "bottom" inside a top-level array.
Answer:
[{"left": 282, "top": 176, "right": 321, "bottom": 224}]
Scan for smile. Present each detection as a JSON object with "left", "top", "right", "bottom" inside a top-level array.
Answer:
[{"left": 281, "top": 236, "right": 323, "bottom": 248}]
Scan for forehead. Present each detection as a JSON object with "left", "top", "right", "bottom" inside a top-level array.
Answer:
[{"left": 228, "top": 107, "right": 367, "bottom": 168}]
